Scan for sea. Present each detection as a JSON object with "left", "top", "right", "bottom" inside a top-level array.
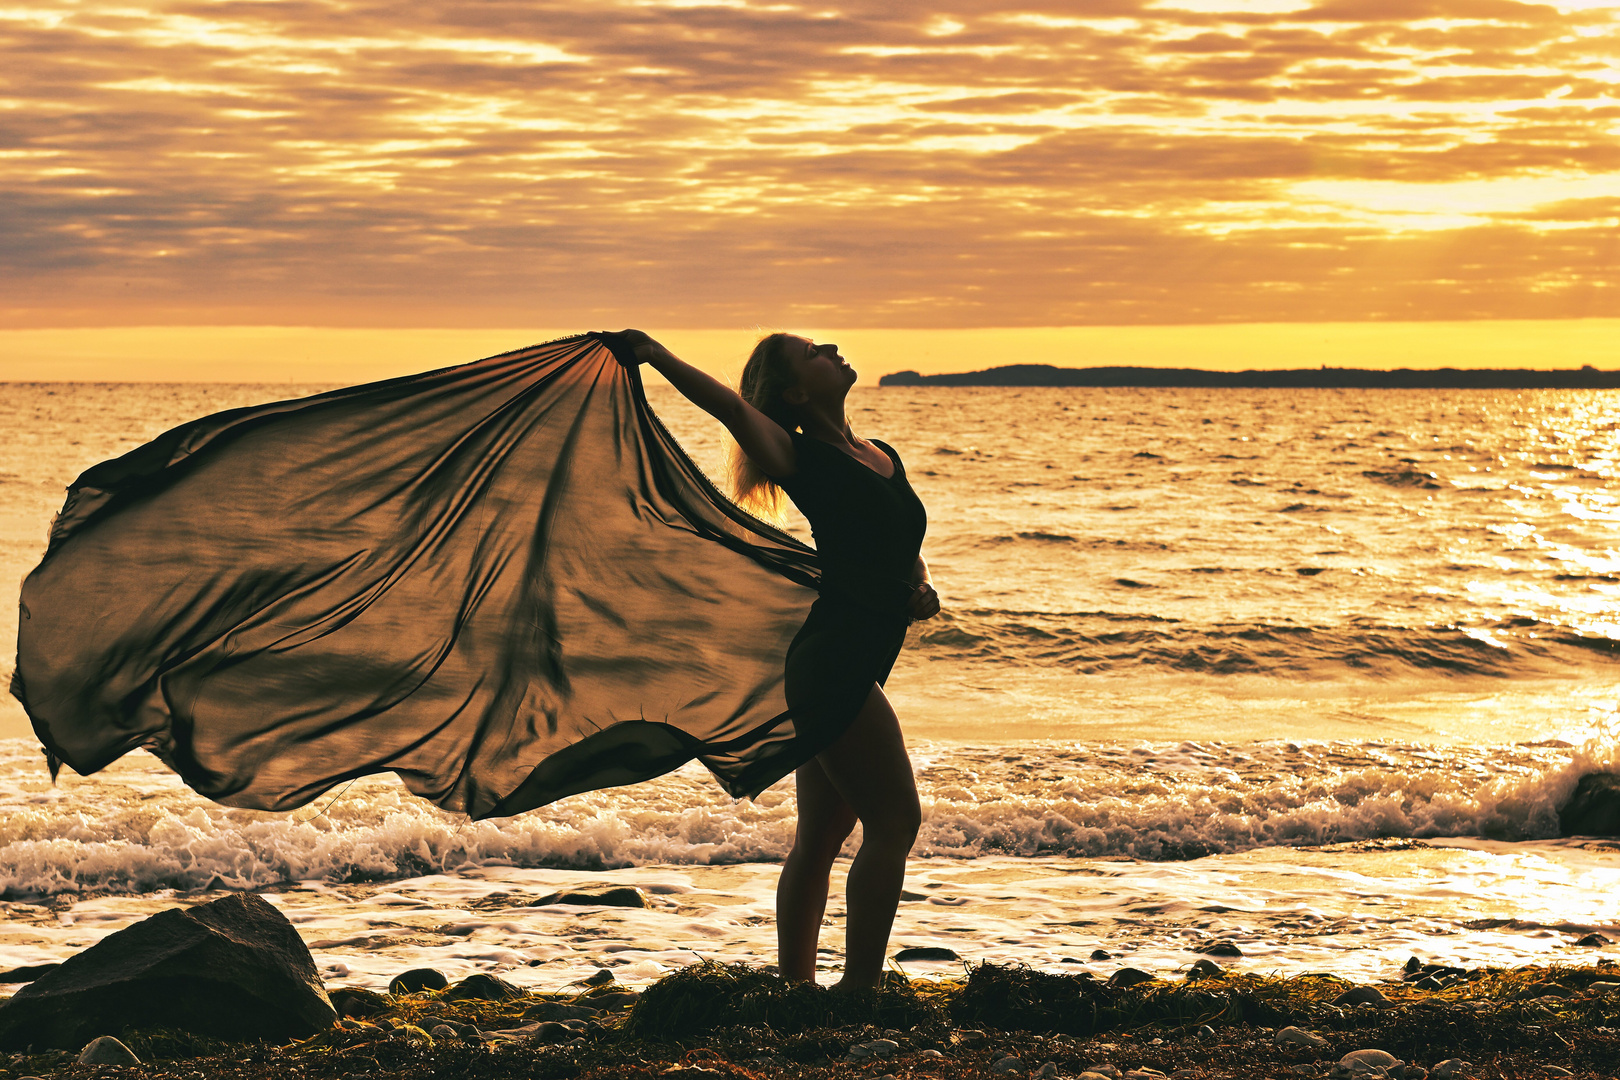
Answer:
[{"left": 1, "top": 376, "right": 1618, "bottom": 994}]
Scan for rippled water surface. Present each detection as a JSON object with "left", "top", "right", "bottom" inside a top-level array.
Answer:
[{"left": 2, "top": 375, "right": 1618, "bottom": 985}]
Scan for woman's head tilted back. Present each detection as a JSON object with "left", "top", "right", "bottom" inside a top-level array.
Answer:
[{"left": 731, "top": 332, "right": 798, "bottom": 521}]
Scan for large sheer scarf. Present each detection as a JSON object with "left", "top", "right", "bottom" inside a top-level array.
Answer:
[{"left": 12, "top": 334, "right": 820, "bottom": 818}]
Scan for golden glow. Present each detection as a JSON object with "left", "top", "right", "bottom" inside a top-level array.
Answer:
[
  {"left": 4, "top": 321, "right": 1618, "bottom": 383},
  {"left": 1, "top": 0, "right": 1618, "bottom": 333}
]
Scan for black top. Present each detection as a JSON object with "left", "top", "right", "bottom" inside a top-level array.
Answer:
[{"left": 777, "top": 430, "right": 928, "bottom": 615}]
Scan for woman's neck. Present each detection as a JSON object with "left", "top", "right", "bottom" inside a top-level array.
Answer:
[{"left": 798, "top": 404, "right": 851, "bottom": 444}]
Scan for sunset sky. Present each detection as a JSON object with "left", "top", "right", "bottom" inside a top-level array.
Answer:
[{"left": 2, "top": 0, "right": 1618, "bottom": 377}]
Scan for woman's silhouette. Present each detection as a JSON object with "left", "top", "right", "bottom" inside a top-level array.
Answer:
[{"left": 627, "top": 330, "right": 938, "bottom": 990}]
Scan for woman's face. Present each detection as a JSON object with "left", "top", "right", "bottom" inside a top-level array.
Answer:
[{"left": 784, "top": 336, "right": 855, "bottom": 405}]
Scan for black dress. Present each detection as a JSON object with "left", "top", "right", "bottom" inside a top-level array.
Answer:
[{"left": 776, "top": 430, "right": 928, "bottom": 761}]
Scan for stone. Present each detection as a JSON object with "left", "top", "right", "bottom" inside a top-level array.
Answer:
[
  {"left": 1036, "top": 1064, "right": 1060, "bottom": 1079},
  {"left": 445, "top": 973, "right": 523, "bottom": 1002},
  {"left": 894, "top": 946, "right": 961, "bottom": 961},
  {"left": 330, "top": 986, "right": 389, "bottom": 1017},
  {"left": 954, "top": 1029, "right": 987, "bottom": 1047},
  {"left": 523, "top": 1000, "right": 600, "bottom": 1021},
  {"left": 1542, "top": 1068, "right": 1572, "bottom": 1078},
  {"left": 1403, "top": 957, "right": 1421, "bottom": 974},
  {"left": 867, "top": 1038, "right": 900, "bottom": 1056},
  {"left": 1588, "top": 981, "right": 1620, "bottom": 993},
  {"left": 583, "top": 967, "right": 616, "bottom": 986},
  {"left": 1194, "top": 940, "right": 1243, "bottom": 957},
  {"left": 1186, "top": 959, "right": 1225, "bottom": 981},
  {"left": 1338, "top": 1048, "right": 1400, "bottom": 1075},
  {"left": 1574, "top": 933, "right": 1611, "bottom": 947},
  {"left": 1332, "top": 986, "right": 1393, "bottom": 1008},
  {"left": 1512, "top": 982, "right": 1569, "bottom": 1000},
  {"left": 389, "top": 968, "right": 449, "bottom": 994},
  {"left": 0, "top": 964, "right": 58, "bottom": 984},
  {"left": 1276, "top": 1026, "right": 1329, "bottom": 1049},
  {"left": 1197, "top": 1024, "right": 1217, "bottom": 1042},
  {"left": 0, "top": 893, "right": 335, "bottom": 1050},
  {"left": 1090, "top": 949, "right": 1112, "bottom": 960},
  {"left": 529, "top": 886, "right": 648, "bottom": 908},
  {"left": 1412, "top": 976, "right": 1443, "bottom": 991},
  {"left": 1078, "top": 1074, "right": 1115, "bottom": 1080},
  {"left": 1107, "top": 966, "right": 1156, "bottom": 989},
  {"left": 77, "top": 1036, "right": 140, "bottom": 1066},
  {"left": 992, "top": 1056, "right": 1027, "bottom": 1074},
  {"left": 1558, "top": 772, "right": 1620, "bottom": 836},
  {"left": 430, "top": 1024, "right": 459, "bottom": 1040},
  {"left": 589, "top": 990, "right": 638, "bottom": 1010},
  {"left": 1084, "top": 1066, "right": 1123, "bottom": 1078}
]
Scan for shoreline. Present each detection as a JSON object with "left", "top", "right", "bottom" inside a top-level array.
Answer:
[{"left": 6, "top": 961, "right": 1619, "bottom": 1079}]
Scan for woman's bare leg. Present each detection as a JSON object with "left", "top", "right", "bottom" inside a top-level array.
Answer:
[
  {"left": 776, "top": 757, "right": 857, "bottom": 982},
  {"left": 813, "top": 684, "right": 922, "bottom": 990}
]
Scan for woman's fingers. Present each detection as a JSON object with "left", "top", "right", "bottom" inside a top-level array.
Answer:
[{"left": 909, "top": 584, "right": 940, "bottom": 620}]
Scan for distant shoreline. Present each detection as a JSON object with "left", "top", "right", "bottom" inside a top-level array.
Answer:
[{"left": 878, "top": 364, "right": 1620, "bottom": 389}]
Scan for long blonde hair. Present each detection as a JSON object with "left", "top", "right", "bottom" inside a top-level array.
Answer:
[{"left": 730, "top": 332, "right": 798, "bottom": 522}]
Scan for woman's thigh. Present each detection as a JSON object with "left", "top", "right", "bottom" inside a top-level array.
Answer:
[{"left": 814, "top": 684, "right": 920, "bottom": 834}]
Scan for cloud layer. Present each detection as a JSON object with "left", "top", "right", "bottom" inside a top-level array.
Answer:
[{"left": 2, "top": 0, "right": 1617, "bottom": 327}]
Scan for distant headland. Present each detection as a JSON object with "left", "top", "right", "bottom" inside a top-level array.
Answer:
[{"left": 878, "top": 364, "right": 1620, "bottom": 389}]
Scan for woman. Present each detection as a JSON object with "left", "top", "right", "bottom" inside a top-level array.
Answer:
[{"left": 627, "top": 329, "right": 938, "bottom": 991}]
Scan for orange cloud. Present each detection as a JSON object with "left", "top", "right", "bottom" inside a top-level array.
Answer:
[{"left": 0, "top": 0, "right": 1616, "bottom": 329}]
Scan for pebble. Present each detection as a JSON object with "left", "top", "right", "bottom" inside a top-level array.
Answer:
[
  {"left": 1332, "top": 986, "right": 1393, "bottom": 1008},
  {"left": 1077, "top": 1073, "right": 1115, "bottom": 1080},
  {"left": 1107, "top": 966, "right": 1156, "bottom": 989},
  {"left": 1193, "top": 940, "right": 1243, "bottom": 957},
  {"left": 920, "top": 1049, "right": 945, "bottom": 1058},
  {"left": 388, "top": 967, "right": 449, "bottom": 994},
  {"left": 583, "top": 967, "right": 616, "bottom": 986},
  {"left": 1429, "top": 1060, "right": 1469, "bottom": 1079},
  {"left": 77, "top": 1037, "right": 140, "bottom": 1066},
  {"left": 1084, "top": 1066, "right": 1123, "bottom": 1078},
  {"left": 992, "top": 1056, "right": 1027, "bottom": 1074},
  {"left": 1036, "top": 1064, "right": 1060, "bottom": 1079},
  {"left": 1090, "top": 949, "right": 1112, "bottom": 960},
  {"left": 1185, "top": 958, "right": 1224, "bottom": 981},
  {"left": 955, "top": 1029, "right": 988, "bottom": 1047},
  {"left": 1197, "top": 1025, "right": 1217, "bottom": 1042},
  {"left": 1412, "top": 975, "right": 1443, "bottom": 991},
  {"left": 429, "top": 1024, "right": 459, "bottom": 1040},
  {"left": 1337, "top": 1048, "right": 1401, "bottom": 1075},
  {"left": 1589, "top": 981, "right": 1620, "bottom": 993},
  {"left": 1574, "top": 932, "right": 1610, "bottom": 947},
  {"left": 894, "top": 946, "right": 961, "bottom": 961},
  {"left": 1543, "top": 1069, "right": 1573, "bottom": 1078},
  {"left": 1276, "top": 1025, "right": 1329, "bottom": 1049}
]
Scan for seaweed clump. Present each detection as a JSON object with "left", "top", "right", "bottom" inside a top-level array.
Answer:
[{"left": 624, "top": 960, "right": 946, "bottom": 1041}]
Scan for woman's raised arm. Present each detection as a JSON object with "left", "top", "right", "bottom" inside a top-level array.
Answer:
[{"left": 629, "top": 333, "right": 796, "bottom": 480}]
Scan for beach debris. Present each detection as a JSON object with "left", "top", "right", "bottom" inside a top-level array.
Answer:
[
  {"left": 895, "top": 946, "right": 961, "bottom": 961},
  {"left": 1193, "top": 940, "right": 1244, "bottom": 957},
  {"left": 1275, "top": 1025, "right": 1329, "bottom": 1049},
  {"left": 1185, "top": 959, "right": 1225, "bottom": 982},
  {"left": 444, "top": 973, "right": 523, "bottom": 1002},
  {"left": 1557, "top": 771, "right": 1620, "bottom": 836},
  {"left": 1331, "top": 985, "right": 1393, "bottom": 1008},
  {"left": 76, "top": 1036, "right": 140, "bottom": 1066},
  {"left": 529, "top": 885, "right": 648, "bottom": 908},
  {"left": 0, "top": 892, "right": 335, "bottom": 1051},
  {"left": 329, "top": 986, "right": 389, "bottom": 1017},
  {"left": 992, "top": 1055, "right": 1027, "bottom": 1073},
  {"left": 1107, "top": 967, "right": 1156, "bottom": 989},
  {"left": 1333, "top": 1048, "right": 1402, "bottom": 1077},
  {"left": 388, "top": 967, "right": 449, "bottom": 994},
  {"left": 1573, "top": 932, "right": 1611, "bottom": 947}
]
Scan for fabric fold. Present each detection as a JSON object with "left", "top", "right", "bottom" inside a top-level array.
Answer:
[{"left": 13, "top": 333, "right": 820, "bottom": 818}]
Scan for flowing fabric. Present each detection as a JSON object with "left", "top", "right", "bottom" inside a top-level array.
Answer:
[{"left": 12, "top": 334, "right": 824, "bottom": 819}]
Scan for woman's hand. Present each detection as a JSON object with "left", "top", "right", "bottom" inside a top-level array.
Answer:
[{"left": 907, "top": 581, "right": 940, "bottom": 621}]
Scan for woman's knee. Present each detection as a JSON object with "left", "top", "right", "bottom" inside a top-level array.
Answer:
[{"left": 862, "top": 791, "right": 921, "bottom": 846}]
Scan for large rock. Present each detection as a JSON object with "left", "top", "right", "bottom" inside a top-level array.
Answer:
[
  {"left": 0, "top": 893, "right": 335, "bottom": 1050},
  {"left": 1559, "top": 772, "right": 1620, "bottom": 836}
]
